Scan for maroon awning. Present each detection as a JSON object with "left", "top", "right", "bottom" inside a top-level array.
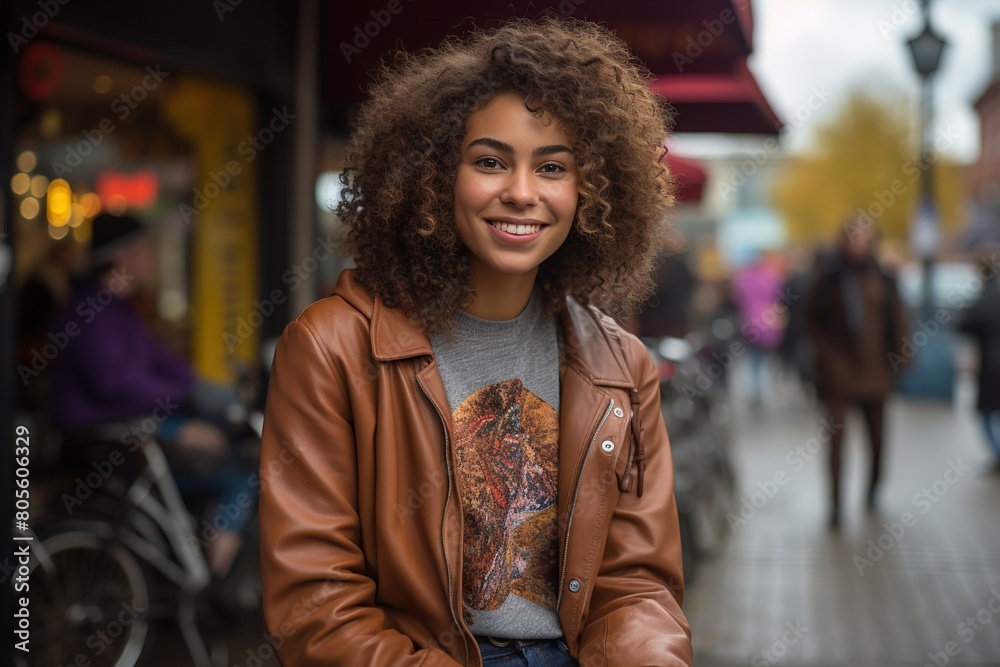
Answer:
[
  {"left": 663, "top": 153, "right": 706, "bottom": 203},
  {"left": 322, "top": 2, "right": 781, "bottom": 134},
  {"left": 324, "top": 1, "right": 756, "bottom": 103},
  {"left": 651, "top": 58, "right": 782, "bottom": 135}
]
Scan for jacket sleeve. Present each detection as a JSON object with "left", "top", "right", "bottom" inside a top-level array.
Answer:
[
  {"left": 577, "top": 336, "right": 694, "bottom": 667},
  {"left": 259, "top": 317, "right": 462, "bottom": 667}
]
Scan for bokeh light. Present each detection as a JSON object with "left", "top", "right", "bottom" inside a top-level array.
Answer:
[
  {"left": 93, "top": 75, "right": 113, "bottom": 94},
  {"left": 16, "top": 151, "right": 37, "bottom": 172},
  {"left": 106, "top": 194, "right": 128, "bottom": 215},
  {"left": 30, "top": 174, "right": 49, "bottom": 198},
  {"left": 80, "top": 192, "right": 102, "bottom": 218},
  {"left": 10, "top": 173, "right": 30, "bottom": 196},
  {"left": 47, "top": 179, "right": 72, "bottom": 226},
  {"left": 69, "top": 203, "right": 86, "bottom": 228},
  {"left": 40, "top": 108, "right": 61, "bottom": 138},
  {"left": 20, "top": 197, "right": 40, "bottom": 220}
]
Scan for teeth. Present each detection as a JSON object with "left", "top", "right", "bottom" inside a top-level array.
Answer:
[{"left": 490, "top": 221, "right": 541, "bottom": 235}]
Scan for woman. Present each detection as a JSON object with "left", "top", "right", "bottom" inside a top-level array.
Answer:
[
  {"left": 259, "top": 18, "right": 692, "bottom": 666},
  {"left": 805, "top": 223, "right": 907, "bottom": 527}
]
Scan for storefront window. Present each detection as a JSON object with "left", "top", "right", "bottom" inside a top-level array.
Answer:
[{"left": 13, "top": 40, "right": 261, "bottom": 384}]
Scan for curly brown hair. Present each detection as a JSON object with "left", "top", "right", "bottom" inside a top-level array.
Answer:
[{"left": 338, "top": 17, "right": 675, "bottom": 333}]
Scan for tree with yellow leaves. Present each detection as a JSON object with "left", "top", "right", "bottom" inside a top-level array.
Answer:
[{"left": 773, "top": 90, "right": 967, "bottom": 247}]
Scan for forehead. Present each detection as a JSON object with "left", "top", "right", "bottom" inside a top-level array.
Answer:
[{"left": 463, "top": 92, "right": 571, "bottom": 145}]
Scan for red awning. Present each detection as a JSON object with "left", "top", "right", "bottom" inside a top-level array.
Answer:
[
  {"left": 324, "top": 1, "right": 757, "bottom": 103},
  {"left": 663, "top": 153, "right": 706, "bottom": 203},
  {"left": 651, "top": 58, "right": 782, "bottom": 135},
  {"left": 322, "top": 2, "right": 781, "bottom": 135}
]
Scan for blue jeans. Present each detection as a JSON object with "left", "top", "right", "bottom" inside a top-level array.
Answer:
[{"left": 475, "top": 636, "right": 578, "bottom": 667}]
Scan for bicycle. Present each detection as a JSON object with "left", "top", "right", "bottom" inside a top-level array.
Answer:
[{"left": 16, "top": 413, "right": 263, "bottom": 667}]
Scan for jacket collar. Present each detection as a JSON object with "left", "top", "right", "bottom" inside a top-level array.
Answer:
[{"left": 331, "top": 269, "right": 633, "bottom": 388}]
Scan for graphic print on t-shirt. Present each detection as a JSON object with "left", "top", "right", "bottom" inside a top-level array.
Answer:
[{"left": 452, "top": 378, "right": 559, "bottom": 616}]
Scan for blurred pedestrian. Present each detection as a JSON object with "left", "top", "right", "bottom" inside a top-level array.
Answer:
[
  {"left": 778, "top": 246, "right": 817, "bottom": 393},
  {"left": 958, "top": 249, "right": 1000, "bottom": 473},
  {"left": 731, "top": 250, "right": 786, "bottom": 407},
  {"left": 805, "top": 222, "right": 907, "bottom": 527},
  {"left": 50, "top": 213, "right": 253, "bottom": 601},
  {"left": 638, "top": 230, "right": 696, "bottom": 339},
  {"left": 259, "top": 18, "right": 691, "bottom": 667}
]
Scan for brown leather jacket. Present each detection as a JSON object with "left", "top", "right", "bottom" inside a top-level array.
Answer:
[{"left": 259, "top": 269, "right": 692, "bottom": 666}]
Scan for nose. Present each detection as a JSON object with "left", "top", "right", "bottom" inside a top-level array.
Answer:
[{"left": 500, "top": 167, "right": 539, "bottom": 208}]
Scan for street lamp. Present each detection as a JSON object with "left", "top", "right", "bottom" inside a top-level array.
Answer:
[{"left": 906, "top": 0, "right": 947, "bottom": 315}]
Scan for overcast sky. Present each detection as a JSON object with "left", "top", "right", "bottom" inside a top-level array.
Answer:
[{"left": 677, "top": 0, "right": 1000, "bottom": 162}]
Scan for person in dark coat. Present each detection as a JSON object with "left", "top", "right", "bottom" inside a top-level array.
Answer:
[
  {"left": 50, "top": 213, "right": 253, "bottom": 598},
  {"left": 959, "top": 249, "right": 1000, "bottom": 472},
  {"left": 805, "top": 223, "right": 908, "bottom": 527}
]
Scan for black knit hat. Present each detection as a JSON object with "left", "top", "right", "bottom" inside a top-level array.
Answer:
[{"left": 89, "top": 213, "right": 147, "bottom": 269}]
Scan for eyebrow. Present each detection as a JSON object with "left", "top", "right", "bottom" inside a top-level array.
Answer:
[{"left": 466, "top": 137, "right": 573, "bottom": 158}]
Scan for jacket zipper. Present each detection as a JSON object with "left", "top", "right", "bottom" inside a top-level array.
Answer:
[
  {"left": 556, "top": 397, "right": 614, "bottom": 612},
  {"left": 417, "top": 374, "right": 470, "bottom": 666}
]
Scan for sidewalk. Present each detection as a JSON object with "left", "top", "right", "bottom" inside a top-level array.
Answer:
[{"left": 684, "top": 379, "right": 1000, "bottom": 666}]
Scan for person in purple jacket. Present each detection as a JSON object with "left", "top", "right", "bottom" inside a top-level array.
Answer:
[{"left": 51, "top": 213, "right": 250, "bottom": 613}]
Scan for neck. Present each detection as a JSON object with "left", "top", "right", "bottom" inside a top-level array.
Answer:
[{"left": 464, "top": 265, "right": 538, "bottom": 320}]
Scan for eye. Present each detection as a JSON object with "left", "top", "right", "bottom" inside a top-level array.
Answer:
[
  {"left": 474, "top": 156, "right": 504, "bottom": 170},
  {"left": 538, "top": 163, "right": 567, "bottom": 174}
]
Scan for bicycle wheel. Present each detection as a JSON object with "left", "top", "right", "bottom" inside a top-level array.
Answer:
[{"left": 23, "top": 523, "right": 155, "bottom": 667}]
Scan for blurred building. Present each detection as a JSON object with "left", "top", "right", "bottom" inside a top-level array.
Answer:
[
  {"left": 2, "top": 1, "right": 303, "bottom": 389},
  {"left": 971, "top": 21, "right": 1000, "bottom": 244}
]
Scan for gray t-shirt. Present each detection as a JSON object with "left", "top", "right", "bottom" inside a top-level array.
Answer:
[{"left": 429, "top": 287, "right": 563, "bottom": 639}]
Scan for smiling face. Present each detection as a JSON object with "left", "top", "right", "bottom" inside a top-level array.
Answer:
[{"left": 453, "top": 92, "right": 580, "bottom": 288}]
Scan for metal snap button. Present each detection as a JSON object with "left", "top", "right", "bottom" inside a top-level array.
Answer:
[
  {"left": 613, "top": 407, "right": 624, "bottom": 418},
  {"left": 601, "top": 439, "right": 615, "bottom": 453},
  {"left": 568, "top": 579, "right": 581, "bottom": 593}
]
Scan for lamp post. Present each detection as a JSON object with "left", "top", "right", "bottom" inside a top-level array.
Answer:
[{"left": 906, "top": 0, "right": 947, "bottom": 315}]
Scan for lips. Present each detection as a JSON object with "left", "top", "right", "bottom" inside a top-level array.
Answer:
[
  {"left": 484, "top": 217, "right": 547, "bottom": 237},
  {"left": 488, "top": 220, "right": 541, "bottom": 235}
]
